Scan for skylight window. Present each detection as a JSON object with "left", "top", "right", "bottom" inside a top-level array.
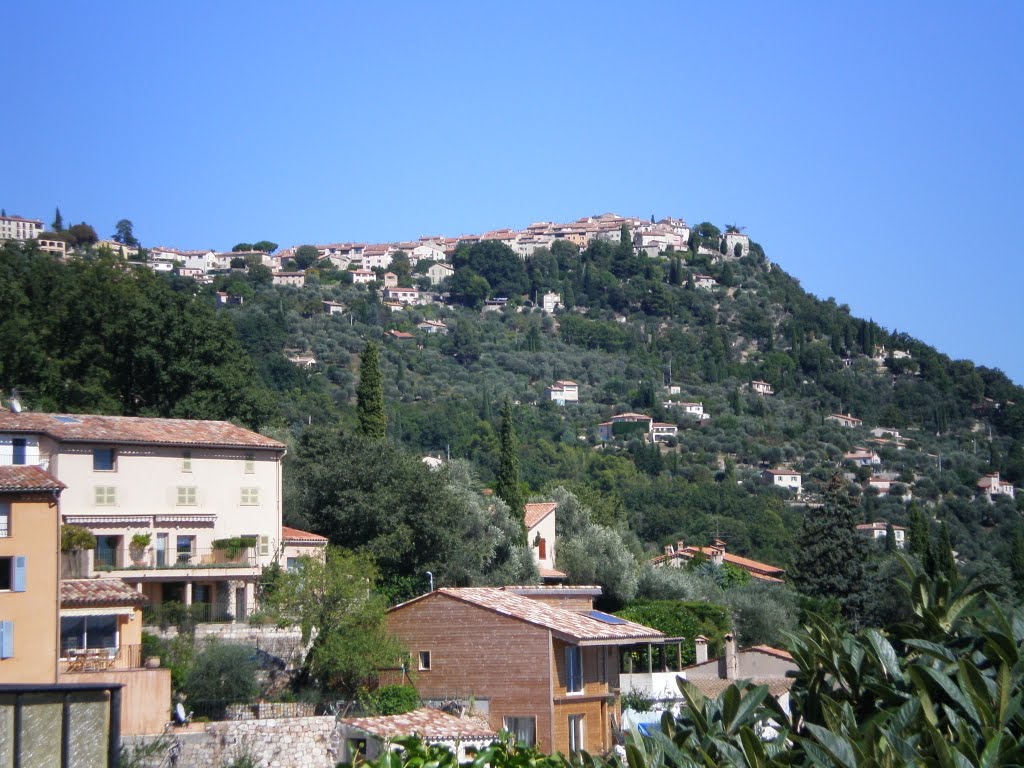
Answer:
[
  {"left": 53, "top": 416, "right": 81, "bottom": 424},
  {"left": 587, "top": 610, "right": 627, "bottom": 625}
]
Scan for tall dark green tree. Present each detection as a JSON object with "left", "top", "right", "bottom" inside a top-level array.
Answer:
[
  {"left": 907, "top": 505, "right": 930, "bottom": 560},
  {"left": 495, "top": 400, "right": 525, "bottom": 542},
  {"left": 789, "top": 472, "right": 869, "bottom": 624},
  {"left": 113, "top": 219, "right": 139, "bottom": 248},
  {"left": 52, "top": 207, "right": 63, "bottom": 232},
  {"left": 356, "top": 341, "right": 387, "bottom": 440}
]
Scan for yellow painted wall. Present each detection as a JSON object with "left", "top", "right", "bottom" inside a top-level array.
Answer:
[{"left": 0, "top": 494, "right": 60, "bottom": 683}]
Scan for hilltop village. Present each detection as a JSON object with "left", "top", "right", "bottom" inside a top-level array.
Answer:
[{"left": 1, "top": 208, "right": 1023, "bottom": 766}]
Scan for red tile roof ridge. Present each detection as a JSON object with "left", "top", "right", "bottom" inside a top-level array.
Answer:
[
  {"left": 393, "top": 588, "right": 663, "bottom": 643},
  {"left": 0, "top": 412, "right": 285, "bottom": 450},
  {"left": 524, "top": 501, "right": 558, "bottom": 528},
  {"left": 0, "top": 465, "right": 66, "bottom": 492},
  {"left": 62, "top": 578, "right": 149, "bottom": 607},
  {"left": 281, "top": 526, "right": 328, "bottom": 542}
]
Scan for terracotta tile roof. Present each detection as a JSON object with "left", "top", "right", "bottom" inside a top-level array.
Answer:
[
  {"left": 0, "top": 465, "right": 66, "bottom": 493},
  {"left": 62, "top": 578, "right": 149, "bottom": 608},
  {"left": 281, "top": 526, "right": 328, "bottom": 543},
  {"left": 538, "top": 567, "right": 568, "bottom": 579},
  {"left": 341, "top": 708, "right": 496, "bottom": 742},
  {"left": 652, "top": 547, "right": 784, "bottom": 582},
  {"left": 524, "top": 502, "right": 557, "bottom": 528},
  {"left": 747, "top": 645, "right": 793, "bottom": 661},
  {"left": 393, "top": 588, "right": 663, "bottom": 645},
  {"left": 0, "top": 412, "right": 285, "bottom": 450}
]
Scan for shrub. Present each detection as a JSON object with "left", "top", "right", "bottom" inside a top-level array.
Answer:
[
  {"left": 364, "top": 684, "right": 420, "bottom": 715},
  {"left": 61, "top": 524, "right": 96, "bottom": 552},
  {"left": 182, "top": 643, "right": 258, "bottom": 717}
]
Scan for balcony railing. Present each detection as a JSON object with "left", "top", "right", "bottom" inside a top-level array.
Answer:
[
  {"left": 0, "top": 453, "right": 53, "bottom": 471},
  {"left": 60, "top": 643, "right": 143, "bottom": 673},
  {"left": 142, "top": 602, "right": 235, "bottom": 628},
  {"left": 95, "top": 547, "right": 257, "bottom": 572}
]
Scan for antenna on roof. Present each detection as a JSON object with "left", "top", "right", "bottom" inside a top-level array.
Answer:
[{"left": 8, "top": 389, "right": 21, "bottom": 413}]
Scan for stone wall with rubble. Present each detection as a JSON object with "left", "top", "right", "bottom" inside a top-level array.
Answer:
[{"left": 123, "top": 716, "right": 339, "bottom": 768}]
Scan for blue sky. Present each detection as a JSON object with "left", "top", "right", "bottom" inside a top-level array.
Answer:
[{"left": 3, "top": 2, "right": 1022, "bottom": 383}]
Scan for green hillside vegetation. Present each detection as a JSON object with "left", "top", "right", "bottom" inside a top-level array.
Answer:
[{"left": 2, "top": 231, "right": 1023, "bottom": 619}]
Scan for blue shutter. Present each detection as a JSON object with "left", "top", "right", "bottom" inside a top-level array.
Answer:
[
  {"left": 12, "top": 556, "right": 25, "bottom": 592},
  {"left": 0, "top": 621, "right": 12, "bottom": 658}
]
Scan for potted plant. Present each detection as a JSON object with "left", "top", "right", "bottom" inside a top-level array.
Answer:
[
  {"left": 130, "top": 533, "right": 152, "bottom": 566},
  {"left": 212, "top": 536, "right": 258, "bottom": 563},
  {"left": 60, "top": 525, "right": 97, "bottom": 578}
]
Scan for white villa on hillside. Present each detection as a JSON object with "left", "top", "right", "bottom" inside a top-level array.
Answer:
[
  {"left": 826, "top": 413, "right": 863, "bottom": 428},
  {"left": 545, "top": 380, "right": 579, "bottom": 405},
  {"left": 761, "top": 468, "right": 802, "bottom": 496},
  {"left": 977, "top": 472, "right": 1015, "bottom": 501}
]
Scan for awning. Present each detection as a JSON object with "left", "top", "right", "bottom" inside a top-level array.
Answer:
[
  {"left": 154, "top": 514, "right": 217, "bottom": 525},
  {"left": 64, "top": 515, "right": 152, "bottom": 526},
  {"left": 61, "top": 607, "right": 136, "bottom": 617}
]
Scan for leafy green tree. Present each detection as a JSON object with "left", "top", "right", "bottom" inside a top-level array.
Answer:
[
  {"left": 448, "top": 319, "right": 481, "bottom": 365},
  {"left": 449, "top": 268, "right": 490, "bottom": 309},
  {"left": 293, "top": 245, "right": 321, "bottom": 270},
  {"left": 356, "top": 341, "right": 387, "bottom": 440},
  {"left": 252, "top": 240, "right": 278, "bottom": 253},
  {"left": 113, "top": 219, "right": 139, "bottom": 248},
  {"left": 388, "top": 250, "right": 413, "bottom": 286},
  {"left": 263, "top": 546, "right": 402, "bottom": 695},
  {"left": 232, "top": 243, "right": 254, "bottom": 252},
  {"left": 65, "top": 222, "right": 98, "bottom": 248},
  {"left": 452, "top": 240, "right": 527, "bottom": 298},
  {"left": 495, "top": 401, "right": 524, "bottom": 537},
  {"left": 789, "top": 472, "right": 868, "bottom": 623}
]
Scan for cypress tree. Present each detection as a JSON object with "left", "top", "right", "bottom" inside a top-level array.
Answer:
[
  {"left": 908, "top": 506, "right": 930, "bottom": 560},
  {"left": 884, "top": 521, "right": 896, "bottom": 553},
  {"left": 936, "top": 523, "right": 957, "bottom": 581},
  {"left": 495, "top": 400, "right": 525, "bottom": 542},
  {"left": 789, "top": 472, "right": 869, "bottom": 624},
  {"left": 356, "top": 341, "right": 387, "bottom": 439},
  {"left": 52, "top": 207, "right": 64, "bottom": 232}
]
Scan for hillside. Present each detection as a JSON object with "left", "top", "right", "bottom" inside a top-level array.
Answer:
[{"left": 2, "top": 229, "right": 1023, "bottom": 605}]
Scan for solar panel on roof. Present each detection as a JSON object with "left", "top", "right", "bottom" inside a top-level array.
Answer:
[
  {"left": 53, "top": 416, "right": 80, "bottom": 423},
  {"left": 587, "top": 610, "right": 628, "bottom": 625}
]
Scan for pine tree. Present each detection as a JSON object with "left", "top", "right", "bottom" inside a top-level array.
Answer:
[
  {"left": 789, "top": 472, "right": 869, "bottom": 624},
  {"left": 52, "top": 207, "right": 64, "bottom": 232},
  {"left": 356, "top": 341, "right": 387, "bottom": 440},
  {"left": 884, "top": 521, "right": 896, "bottom": 553},
  {"left": 495, "top": 400, "right": 525, "bottom": 542}
]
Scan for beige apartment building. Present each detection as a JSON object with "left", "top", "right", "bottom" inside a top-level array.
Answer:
[
  {"left": 0, "top": 411, "right": 286, "bottom": 621},
  {"left": 0, "top": 215, "right": 44, "bottom": 242}
]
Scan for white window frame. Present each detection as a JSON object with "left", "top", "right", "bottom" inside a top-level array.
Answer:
[
  {"left": 176, "top": 486, "right": 197, "bottom": 506},
  {"left": 0, "top": 503, "right": 9, "bottom": 538},
  {"left": 568, "top": 714, "right": 585, "bottom": 753},
  {"left": 182, "top": 450, "right": 192, "bottom": 473},
  {"left": 503, "top": 716, "right": 536, "bottom": 747},
  {"left": 418, "top": 650, "right": 431, "bottom": 670},
  {"left": 240, "top": 487, "right": 260, "bottom": 505},
  {"left": 244, "top": 453, "right": 255, "bottom": 474},
  {"left": 92, "top": 447, "right": 116, "bottom": 472}
]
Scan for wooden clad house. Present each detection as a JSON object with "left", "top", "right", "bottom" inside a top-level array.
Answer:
[{"left": 386, "top": 586, "right": 663, "bottom": 755}]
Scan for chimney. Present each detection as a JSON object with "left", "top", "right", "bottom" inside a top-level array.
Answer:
[
  {"left": 694, "top": 635, "right": 708, "bottom": 665},
  {"left": 723, "top": 633, "right": 739, "bottom": 680},
  {"left": 663, "top": 544, "right": 674, "bottom": 556},
  {"left": 8, "top": 389, "right": 21, "bottom": 413},
  {"left": 676, "top": 540, "right": 686, "bottom": 552}
]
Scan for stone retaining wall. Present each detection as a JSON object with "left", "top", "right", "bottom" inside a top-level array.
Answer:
[{"left": 124, "top": 716, "right": 339, "bottom": 768}]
